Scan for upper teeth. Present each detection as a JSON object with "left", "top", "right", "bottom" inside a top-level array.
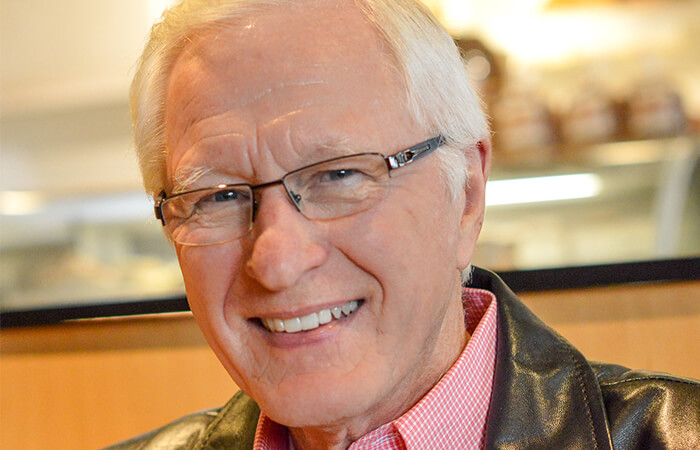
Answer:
[{"left": 261, "top": 300, "right": 359, "bottom": 333}]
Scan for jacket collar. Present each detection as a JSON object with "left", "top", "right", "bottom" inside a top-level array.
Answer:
[{"left": 470, "top": 268, "right": 613, "bottom": 449}]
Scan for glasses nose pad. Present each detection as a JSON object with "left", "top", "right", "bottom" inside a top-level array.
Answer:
[
  {"left": 288, "top": 191, "right": 303, "bottom": 209},
  {"left": 252, "top": 198, "right": 259, "bottom": 222}
]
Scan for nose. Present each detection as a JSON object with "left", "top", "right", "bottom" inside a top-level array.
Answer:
[{"left": 245, "top": 187, "right": 328, "bottom": 291}]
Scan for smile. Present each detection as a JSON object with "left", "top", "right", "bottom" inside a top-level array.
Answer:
[{"left": 260, "top": 300, "right": 360, "bottom": 333}]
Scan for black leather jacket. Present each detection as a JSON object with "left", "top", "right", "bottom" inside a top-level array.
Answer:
[{"left": 109, "top": 268, "right": 700, "bottom": 449}]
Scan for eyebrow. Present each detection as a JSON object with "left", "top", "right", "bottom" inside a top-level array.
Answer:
[
  {"left": 307, "top": 137, "right": 360, "bottom": 161},
  {"left": 172, "top": 166, "right": 213, "bottom": 194}
]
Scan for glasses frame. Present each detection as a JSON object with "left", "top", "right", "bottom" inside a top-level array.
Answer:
[{"left": 154, "top": 135, "right": 446, "bottom": 242}]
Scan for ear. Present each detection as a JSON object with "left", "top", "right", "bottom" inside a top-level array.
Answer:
[{"left": 456, "top": 138, "right": 491, "bottom": 270}]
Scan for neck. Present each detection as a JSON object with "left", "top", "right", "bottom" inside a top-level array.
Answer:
[{"left": 289, "top": 422, "right": 362, "bottom": 450}]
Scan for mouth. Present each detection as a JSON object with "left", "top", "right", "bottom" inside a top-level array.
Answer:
[{"left": 258, "top": 300, "right": 360, "bottom": 334}]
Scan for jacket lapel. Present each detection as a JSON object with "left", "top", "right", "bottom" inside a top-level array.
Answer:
[
  {"left": 472, "top": 268, "right": 613, "bottom": 449},
  {"left": 194, "top": 390, "right": 260, "bottom": 450}
]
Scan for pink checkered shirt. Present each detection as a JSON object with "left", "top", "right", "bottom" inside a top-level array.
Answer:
[{"left": 253, "top": 288, "right": 498, "bottom": 450}]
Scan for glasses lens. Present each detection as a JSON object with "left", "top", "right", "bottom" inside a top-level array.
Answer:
[
  {"left": 161, "top": 185, "right": 253, "bottom": 245},
  {"left": 285, "top": 153, "right": 389, "bottom": 219}
]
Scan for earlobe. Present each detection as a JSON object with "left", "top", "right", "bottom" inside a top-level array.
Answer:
[{"left": 456, "top": 138, "right": 491, "bottom": 270}]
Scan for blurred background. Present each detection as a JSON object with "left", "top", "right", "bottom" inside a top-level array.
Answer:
[
  {"left": 2, "top": 2, "right": 699, "bottom": 449},
  {"left": 1, "top": 0, "right": 699, "bottom": 310}
]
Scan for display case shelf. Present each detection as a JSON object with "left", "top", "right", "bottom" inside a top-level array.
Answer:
[{"left": 475, "top": 135, "right": 699, "bottom": 270}]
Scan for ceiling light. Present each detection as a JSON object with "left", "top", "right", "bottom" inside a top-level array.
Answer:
[
  {"left": 486, "top": 173, "right": 602, "bottom": 206},
  {"left": 0, "top": 191, "right": 46, "bottom": 216}
]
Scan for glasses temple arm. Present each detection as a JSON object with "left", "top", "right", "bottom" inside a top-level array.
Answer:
[
  {"left": 154, "top": 190, "right": 167, "bottom": 225},
  {"left": 386, "top": 136, "right": 446, "bottom": 170}
]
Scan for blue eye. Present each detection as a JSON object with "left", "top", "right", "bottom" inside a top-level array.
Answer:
[
  {"left": 323, "top": 169, "right": 358, "bottom": 182},
  {"left": 214, "top": 190, "right": 241, "bottom": 202}
]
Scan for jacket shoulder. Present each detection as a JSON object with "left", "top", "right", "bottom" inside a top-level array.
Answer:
[
  {"left": 105, "top": 391, "right": 260, "bottom": 450},
  {"left": 591, "top": 362, "right": 700, "bottom": 450}
]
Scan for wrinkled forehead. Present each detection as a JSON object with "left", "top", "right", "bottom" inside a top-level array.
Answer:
[
  {"left": 162, "top": 1, "right": 413, "bottom": 185},
  {"left": 166, "top": 2, "right": 402, "bottom": 115}
]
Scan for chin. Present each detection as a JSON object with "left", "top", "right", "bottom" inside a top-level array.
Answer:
[{"left": 250, "top": 369, "right": 382, "bottom": 428}]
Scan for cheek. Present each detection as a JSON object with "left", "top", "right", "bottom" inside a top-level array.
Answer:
[
  {"left": 332, "top": 192, "right": 459, "bottom": 279},
  {"left": 176, "top": 245, "right": 245, "bottom": 313},
  {"left": 328, "top": 193, "right": 460, "bottom": 315}
]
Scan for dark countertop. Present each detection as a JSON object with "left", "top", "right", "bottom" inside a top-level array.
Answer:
[{"left": 1, "top": 257, "right": 698, "bottom": 328}]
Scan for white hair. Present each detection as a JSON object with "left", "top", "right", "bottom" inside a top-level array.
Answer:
[{"left": 130, "top": 0, "right": 489, "bottom": 281}]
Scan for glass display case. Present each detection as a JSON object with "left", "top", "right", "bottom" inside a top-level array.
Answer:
[
  {"left": 1, "top": 0, "right": 698, "bottom": 316},
  {"left": 476, "top": 136, "right": 699, "bottom": 270}
]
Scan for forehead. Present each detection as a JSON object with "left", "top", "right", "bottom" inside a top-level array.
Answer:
[
  {"left": 173, "top": 4, "right": 394, "bottom": 94},
  {"left": 165, "top": 3, "right": 402, "bottom": 134},
  {"left": 163, "top": 1, "right": 419, "bottom": 188}
]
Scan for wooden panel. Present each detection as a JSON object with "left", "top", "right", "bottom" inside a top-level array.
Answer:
[
  {"left": 520, "top": 280, "right": 700, "bottom": 380},
  {"left": 1, "top": 314, "right": 237, "bottom": 449}
]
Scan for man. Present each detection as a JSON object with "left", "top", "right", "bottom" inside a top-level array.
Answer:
[{"left": 114, "top": 0, "right": 699, "bottom": 448}]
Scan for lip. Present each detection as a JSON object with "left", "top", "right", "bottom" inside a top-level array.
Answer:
[{"left": 250, "top": 299, "right": 364, "bottom": 348}]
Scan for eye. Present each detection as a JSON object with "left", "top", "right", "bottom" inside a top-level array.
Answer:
[
  {"left": 214, "top": 189, "right": 242, "bottom": 202},
  {"left": 195, "top": 187, "right": 251, "bottom": 213},
  {"left": 321, "top": 169, "right": 359, "bottom": 182}
]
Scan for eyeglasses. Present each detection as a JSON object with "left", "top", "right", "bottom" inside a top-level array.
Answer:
[{"left": 155, "top": 136, "right": 445, "bottom": 246}]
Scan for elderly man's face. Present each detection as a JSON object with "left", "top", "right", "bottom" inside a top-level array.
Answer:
[{"left": 164, "top": 3, "right": 487, "bottom": 433}]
